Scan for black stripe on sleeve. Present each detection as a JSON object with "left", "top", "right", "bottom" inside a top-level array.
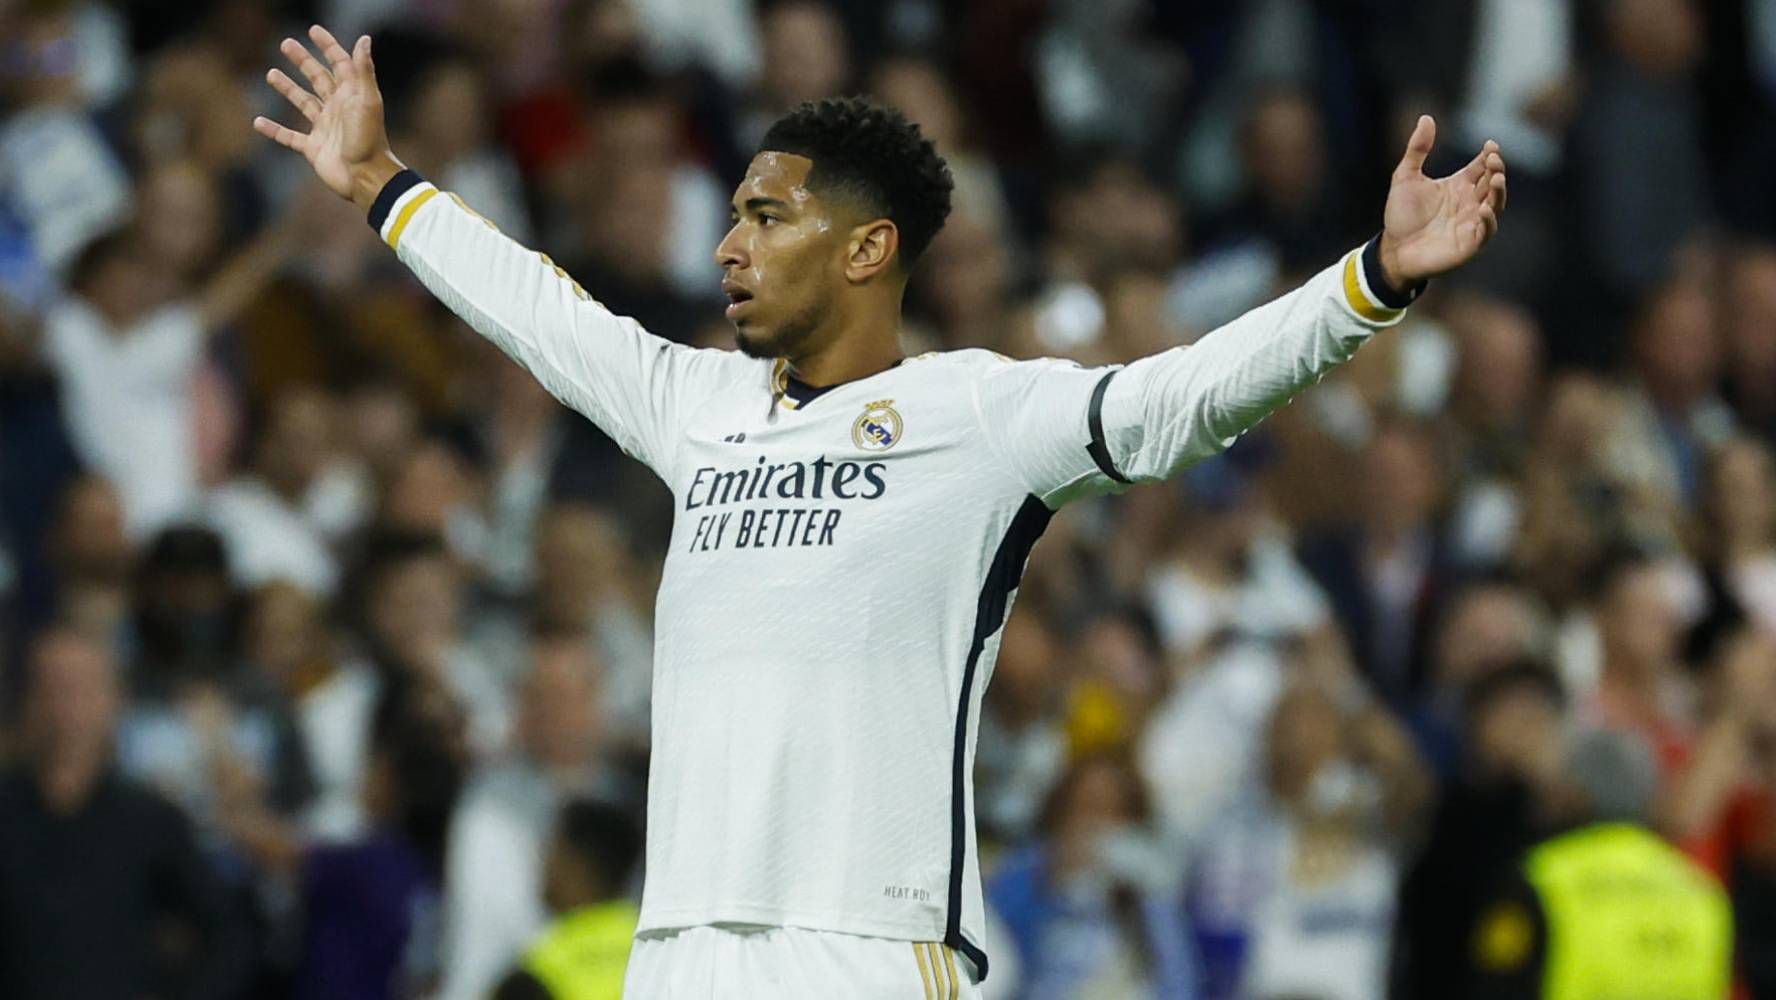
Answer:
[
  {"left": 1086, "top": 370, "right": 1131, "bottom": 484},
  {"left": 945, "top": 494, "right": 1055, "bottom": 983},
  {"left": 1361, "top": 232, "right": 1426, "bottom": 308},
  {"left": 366, "top": 169, "right": 426, "bottom": 233}
]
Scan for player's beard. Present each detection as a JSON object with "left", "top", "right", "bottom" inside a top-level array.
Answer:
[{"left": 734, "top": 301, "right": 823, "bottom": 360}]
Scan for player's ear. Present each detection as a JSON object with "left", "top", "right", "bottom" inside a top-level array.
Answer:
[{"left": 845, "top": 219, "right": 899, "bottom": 282}]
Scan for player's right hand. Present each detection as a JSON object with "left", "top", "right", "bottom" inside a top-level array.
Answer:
[{"left": 253, "top": 25, "right": 403, "bottom": 211}]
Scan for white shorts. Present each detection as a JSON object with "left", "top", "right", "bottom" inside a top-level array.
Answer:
[{"left": 623, "top": 925, "right": 983, "bottom": 999}]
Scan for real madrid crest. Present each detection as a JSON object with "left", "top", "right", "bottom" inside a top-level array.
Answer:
[{"left": 852, "top": 399, "right": 902, "bottom": 451}]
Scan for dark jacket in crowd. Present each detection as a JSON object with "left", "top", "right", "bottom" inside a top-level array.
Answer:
[{"left": 0, "top": 765, "right": 252, "bottom": 1000}]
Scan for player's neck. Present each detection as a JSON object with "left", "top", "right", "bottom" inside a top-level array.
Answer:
[
  {"left": 788, "top": 337, "right": 904, "bottom": 389},
  {"left": 785, "top": 292, "right": 906, "bottom": 388}
]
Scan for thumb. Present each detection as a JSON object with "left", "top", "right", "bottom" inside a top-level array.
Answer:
[{"left": 1395, "top": 114, "right": 1435, "bottom": 178}]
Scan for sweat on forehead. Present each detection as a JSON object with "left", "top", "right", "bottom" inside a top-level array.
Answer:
[{"left": 742, "top": 150, "right": 876, "bottom": 219}]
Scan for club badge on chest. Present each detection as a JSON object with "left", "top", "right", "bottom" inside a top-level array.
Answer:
[{"left": 853, "top": 400, "right": 902, "bottom": 452}]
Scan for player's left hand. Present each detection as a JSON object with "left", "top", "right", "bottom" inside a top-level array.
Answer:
[{"left": 1378, "top": 115, "right": 1507, "bottom": 289}]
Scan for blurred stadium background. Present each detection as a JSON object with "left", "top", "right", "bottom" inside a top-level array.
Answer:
[{"left": 2, "top": 0, "right": 1775, "bottom": 997}]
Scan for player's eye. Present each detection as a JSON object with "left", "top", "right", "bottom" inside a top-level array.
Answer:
[{"left": 759, "top": 214, "right": 779, "bottom": 227}]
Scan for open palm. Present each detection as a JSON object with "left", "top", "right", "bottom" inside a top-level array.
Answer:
[
  {"left": 252, "top": 25, "right": 393, "bottom": 203},
  {"left": 1382, "top": 115, "right": 1508, "bottom": 284}
]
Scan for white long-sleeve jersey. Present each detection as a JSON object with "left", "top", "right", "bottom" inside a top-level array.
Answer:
[{"left": 368, "top": 171, "right": 1413, "bottom": 980}]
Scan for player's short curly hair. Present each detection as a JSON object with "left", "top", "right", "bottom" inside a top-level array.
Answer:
[{"left": 759, "top": 96, "right": 954, "bottom": 270}]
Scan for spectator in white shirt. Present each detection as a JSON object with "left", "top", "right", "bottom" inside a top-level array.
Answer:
[
  {"left": 44, "top": 231, "right": 208, "bottom": 538},
  {"left": 43, "top": 164, "right": 306, "bottom": 538},
  {"left": 207, "top": 384, "right": 344, "bottom": 597}
]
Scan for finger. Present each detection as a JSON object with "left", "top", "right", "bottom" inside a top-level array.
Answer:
[
  {"left": 253, "top": 115, "right": 308, "bottom": 153},
  {"left": 309, "top": 24, "right": 355, "bottom": 77},
  {"left": 1478, "top": 202, "right": 1499, "bottom": 242},
  {"left": 266, "top": 68, "right": 320, "bottom": 122},
  {"left": 281, "top": 37, "right": 334, "bottom": 99},
  {"left": 1396, "top": 114, "right": 1435, "bottom": 178},
  {"left": 353, "top": 34, "right": 376, "bottom": 81},
  {"left": 1489, "top": 169, "right": 1508, "bottom": 215},
  {"left": 1456, "top": 139, "right": 1498, "bottom": 184}
]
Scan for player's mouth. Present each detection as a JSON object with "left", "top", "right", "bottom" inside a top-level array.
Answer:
[{"left": 722, "top": 280, "right": 754, "bottom": 319}]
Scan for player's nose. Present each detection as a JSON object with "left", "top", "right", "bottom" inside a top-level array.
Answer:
[{"left": 714, "top": 228, "right": 747, "bottom": 270}]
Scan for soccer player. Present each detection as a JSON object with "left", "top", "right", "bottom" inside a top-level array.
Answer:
[{"left": 256, "top": 25, "right": 1507, "bottom": 998}]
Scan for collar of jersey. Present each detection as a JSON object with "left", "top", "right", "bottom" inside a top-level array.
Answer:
[{"left": 772, "top": 357, "right": 905, "bottom": 410}]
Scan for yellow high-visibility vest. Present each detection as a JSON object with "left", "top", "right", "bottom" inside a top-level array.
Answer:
[
  {"left": 520, "top": 901, "right": 639, "bottom": 1000},
  {"left": 1526, "top": 823, "right": 1732, "bottom": 1000}
]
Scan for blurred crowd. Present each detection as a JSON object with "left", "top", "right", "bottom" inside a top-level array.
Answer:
[{"left": 2, "top": 0, "right": 1776, "bottom": 998}]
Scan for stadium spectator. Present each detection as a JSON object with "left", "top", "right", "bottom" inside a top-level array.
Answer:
[
  {"left": 206, "top": 384, "right": 345, "bottom": 596},
  {"left": 870, "top": 52, "right": 1012, "bottom": 240},
  {"left": 237, "top": 579, "right": 373, "bottom": 840},
  {"left": 527, "top": 503, "right": 656, "bottom": 750},
  {"left": 0, "top": 627, "right": 251, "bottom": 999},
  {"left": 1702, "top": 437, "right": 1776, "bottom": 637},
  {"left": 1584, "top": 551, "right": 1698, "bottom": 777},
  {"left": 466, "top": 349, "right": 571, "bottom": 597},
  {"left": 294, "top": 671, "right": 467, "bottom": 1000},
  {"left": 1394, "top": 659, "right": 1569, "bottom": 1000},
  {"left": 1463, "top": 728, "right": 1732, "bottom": 1000},
  {"left": 1720, "top": 243, "right": 1776, "bottom": 439},
  {"left": 914, "top": 207, "right": 1017, "bottom": 352},
  {"left": 353, "top": 530, "right": 508, "bottom": 756},
  {"left": 130, "top": 526, "right": 237, "bottom": 690},
  {"left": 743, "top": 0, "right": 853, "bottom": 147},
  {"left": 1443, "top": 294, "right": 1544, "bottom": 568},
  {"left": 1215, "top": 84, "right": 1354, "bottom": 275},
  {"left": 1568, "top": 0, "right": 1712, "bottom": 309},
  {"left": 1409, "top": 579, "right": 1551, "bottom": 775},
  {"left": 1142, "top": 463, "right": 1328, "bottom": 664},
  {"left": 29, "top": 474, "right": 133, "bottom": 646},
  {"left": 0, "top": 2, "right": 133, "bottom": 277},
  {"left": 987, "top": 752, "right": 1196, "bottom": 1000},
  {"left": 1064, "top": 605, "right": 1170, "bottom": 756},
  {"left": 1510, "top": 375, "right": 1640, "bottom": 609},
  {"left": 439, "top": 632, "right": 626, "bottom": 1000},
  {"left": 115, "top": 613, "right": 315, "bottom": 851},
  {"left": 1031, "top": 0, "right": 1186, "bottom": 154},
  {"left": 1241, "top": 668, "right": 1428, "bottom": 1000},
  {"left": 977, "top": 613, "right": 1068, "bottom": 845},
  {"left": 373, "top": 29, "right": 533, "bottom": 242},
  {"left": 559, "top": 61, "right": 724, "bottom": 342},
  {"left": 41, "top": 187, "right": 303, "bottom": 538},
  {"left": 1664, "top": 626, "right": 1776, "bottom": 854},
  {"left": 338, "top": 370, "right": 422, "bottom": 493},
  {"left": 1621, "top": 262, "right": 1732, "bottom": 507},
  {"left": 493, "top": 797, "right": 644, "bottom": 1000},
  {"left": 40, "top": 232, "right": 211, "bottom": 537},
  {"left": 1299, "top": 417, "right": 1454, "bottom": 707}
]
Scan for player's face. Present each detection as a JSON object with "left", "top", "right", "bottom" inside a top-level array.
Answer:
[{"left": 715, "top": 152, "right": 847, "bottom": 359}]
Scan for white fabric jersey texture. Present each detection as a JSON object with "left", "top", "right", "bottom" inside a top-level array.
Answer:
[{"left": 368, "top": 173, "right": 1411, "bottom": 981}]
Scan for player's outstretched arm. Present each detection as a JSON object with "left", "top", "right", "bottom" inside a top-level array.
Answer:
[
  {"left": 253, "top": 26, "right": 745, "bottom": 478},
  {"left": 1086, "top": 116, "right": 1507, "bottom": 486}
]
